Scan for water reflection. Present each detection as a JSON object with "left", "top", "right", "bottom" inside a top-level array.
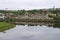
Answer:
[
  {"left": 18, "top": 22, "right": 60, "bottom": 28},
  {"left": 53, "top": 23, "right": 60, "bottom": 28},
  {"left": 0, "top": 22, "right": 60, "bottom": 32},
  {"left": 0, "top": 22, "right": 60, "bottom": 40}
]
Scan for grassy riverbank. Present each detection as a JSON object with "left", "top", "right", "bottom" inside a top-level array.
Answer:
[{"left": 0, "top": 22, "right": 15, "bottom": 32}]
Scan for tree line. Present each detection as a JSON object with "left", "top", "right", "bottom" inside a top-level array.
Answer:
[{"left": 0, "top": 8, "right": 60, "bottom": 15}]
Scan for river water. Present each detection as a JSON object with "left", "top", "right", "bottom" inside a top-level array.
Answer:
[{"left": 0, "top": 23, "right": 60, "bottom": 40}]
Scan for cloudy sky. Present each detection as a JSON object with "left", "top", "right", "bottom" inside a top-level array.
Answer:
[{"left": 0, "top": 0, "right": 60, "bottom": 10}]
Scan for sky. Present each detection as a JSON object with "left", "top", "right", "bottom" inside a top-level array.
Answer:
[{"left": 0, "top": 0, "right": 60, "bottom": 10}]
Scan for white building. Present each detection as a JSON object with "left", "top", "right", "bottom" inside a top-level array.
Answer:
[{"left": 0, "top": 13, "right": 5, "bottom": 20}]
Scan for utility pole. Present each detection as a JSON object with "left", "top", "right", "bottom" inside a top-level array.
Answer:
[{"left": 5, "top": 8, "right": 10, "bottom": 23}]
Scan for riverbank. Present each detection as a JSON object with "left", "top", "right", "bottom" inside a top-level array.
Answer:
[
  {"left": 0, "top": 22, "right": 15, "bottom": 32},
  {"left": 8, "top": 18, "right": 60, "bottom": 23}
]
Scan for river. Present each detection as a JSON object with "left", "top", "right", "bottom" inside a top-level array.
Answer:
[{"left": 0, "top": 23, "right": 60, "bottom": 40}]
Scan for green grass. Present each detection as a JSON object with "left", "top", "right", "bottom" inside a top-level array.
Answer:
[{"left": 0, "top": 22, "right": 15, "bottom": 32}]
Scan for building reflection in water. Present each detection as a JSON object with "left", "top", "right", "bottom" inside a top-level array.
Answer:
[{"left": 0, "top": 22, "right": 60, "bottom": 32}]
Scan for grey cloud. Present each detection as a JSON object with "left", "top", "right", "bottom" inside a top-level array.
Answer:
[{"left": 0, "top": 0, "right": 60, "bottom": 10}]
